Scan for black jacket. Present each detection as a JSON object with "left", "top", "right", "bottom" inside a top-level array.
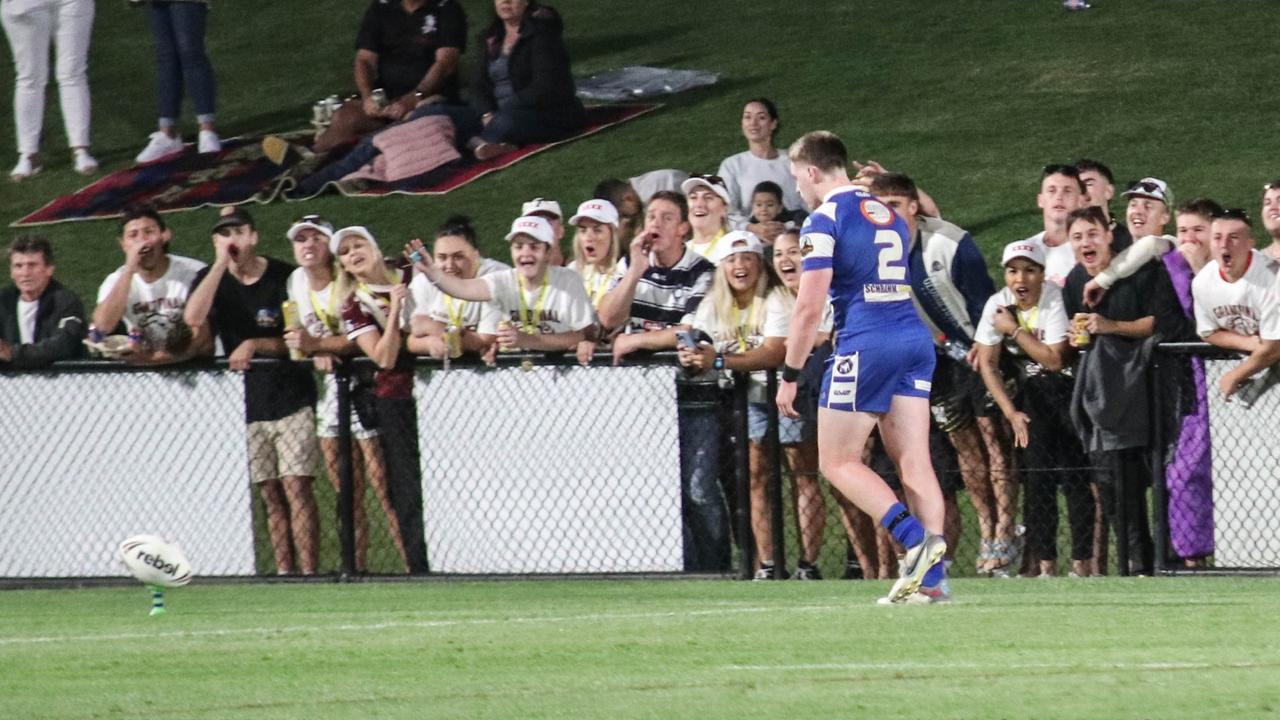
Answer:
[
  {"left": 472, "top": 2, "right": 585, "bottom": 130},
  {"left": 0, "top": 280, "right": 86, "bottom": 369}
]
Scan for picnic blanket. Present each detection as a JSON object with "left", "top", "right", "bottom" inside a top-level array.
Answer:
[{"left": 14, "top": 104, "right": 660, "bottom": 227}]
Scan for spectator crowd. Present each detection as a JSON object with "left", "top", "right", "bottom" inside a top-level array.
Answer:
[{"left": 4, "top": 0, "right": 1280, "bottom": 579}]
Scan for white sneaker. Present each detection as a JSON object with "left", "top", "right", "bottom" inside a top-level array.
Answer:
[
  {"left": 885, "top": 533, "right": 947, "bottom": 604},
  {"left": 73, "top": 148, "right": 99, "bottom": 176},
  {"left": 136, "top": 132, "right": 185, "bottom": 164},
  {"left": 198, "top": 129, "right": 222, "bottom": 154},
  {"left": 9, "top": 154, "right": 42, "bottom": 181}
]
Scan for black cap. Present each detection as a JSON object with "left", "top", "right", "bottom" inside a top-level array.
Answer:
[{"left": 212, "top": 207, "right": 255, "bottom": 233}]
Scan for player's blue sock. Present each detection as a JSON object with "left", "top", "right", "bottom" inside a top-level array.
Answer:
[
  {"left": 879, "top": 502, "right": 925, "bottom": 549},
  {"left": 923, "top": 560, "right": 946, "bottom": 588}
]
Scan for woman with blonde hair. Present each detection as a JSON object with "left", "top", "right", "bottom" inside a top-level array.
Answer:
[
  {"left": 676, "top": 230, "right": 791, "bottom": 578},
  {"left": 283, "top": 215, "right": 407, "bottom": 573},
  {"left": 332, "top": 226, "right": 428, "bottom": 574},
  {"left": 566, "top": 198, "right": 621, "bottom": 364}
]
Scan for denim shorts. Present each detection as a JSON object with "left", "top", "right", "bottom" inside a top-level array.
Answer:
[{"left": 747, "top": 402, "right": 814, "bottom": 444}]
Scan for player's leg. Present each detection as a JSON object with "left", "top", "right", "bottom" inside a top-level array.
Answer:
[{"left": 878, "top": 393, "right": 949, "bottom": 601}]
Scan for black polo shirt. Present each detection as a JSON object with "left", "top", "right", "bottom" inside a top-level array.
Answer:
[{"left": 356, "top": 0, "right": 467, "bottom": 100}]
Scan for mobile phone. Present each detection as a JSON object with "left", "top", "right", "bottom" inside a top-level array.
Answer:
[{"left": 676, "top": 330, "right": 697, "bottom": 349}]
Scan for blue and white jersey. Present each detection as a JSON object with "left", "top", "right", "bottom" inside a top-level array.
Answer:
[{"left": 800, "top": 186, "right": 932, "bottom": 353}]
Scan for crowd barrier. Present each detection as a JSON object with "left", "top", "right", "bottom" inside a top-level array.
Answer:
[{"left": 2, "top": 343, "right": 1276, "bottom": 584}]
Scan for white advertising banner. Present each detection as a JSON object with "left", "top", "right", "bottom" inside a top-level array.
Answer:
[
  {"left": 415, "top": 364, "right": 683, "bottom": 573},
  {"left": 1204, "top": 360, "right": 1280, "bottom": 568},
  {"left": 0, "top": 370, "right": 256, "bottom": 578}
]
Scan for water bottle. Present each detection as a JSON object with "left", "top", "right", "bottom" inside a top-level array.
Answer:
[{"left": 939, "top": 337, "right": 971, "bottom": 364}]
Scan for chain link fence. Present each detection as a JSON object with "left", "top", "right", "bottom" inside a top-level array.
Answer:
[{"left": 3, "top": 343, "right": 1277, "bottom": 584}]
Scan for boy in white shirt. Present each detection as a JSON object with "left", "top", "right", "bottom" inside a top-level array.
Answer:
[{"left": 1192, "top": 208, "right": 1280, "bottom": 352}]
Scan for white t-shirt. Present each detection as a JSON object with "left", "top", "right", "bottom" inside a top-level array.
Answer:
[
  {"left": 716, "top": 150, "right": 804, "bottom": 229},
  {"left": 16, "top": 298, "right": 38, "bottom": 345},
  {"left": 567, "top": 259, "right": 625, "bottom": 309},
  {"left": 286, "top": 268, "right": 344, "bottom": 339},
  {"left": 686, "top": 287, "right": 791, "bottom": 400},
  {"left": 409, "top": 257, "right": 508, "bottom": 330},
  {"left": 974, "top": 282, "right": 1069, "bottom": 358},
  {"left": 1027, "top": 231, "right": 1076, "bottom": 289},
  {"left": 1260, "top": 273, "right": 1280, "bottom": 341},
  {"left": 96, "top": 254, "right": 206, "bottom": 348},
  {"left": 478, "top": 266, "right": 596, "bottom": 335},
  {"left": 1191, "top": 250, "right": 1280, "bottom": 338}
]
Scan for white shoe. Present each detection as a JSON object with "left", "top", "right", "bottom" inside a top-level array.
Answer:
[
  {"left": 10, "top": 154, "right": 42, "bottom": 181},
  {"left": 885, "top": 533, "right": 947, "bottom": 604},
  {"left": 878, "top": 579, "right": 953, "bottom": 605},
  {"left": 73, "top": 148, "right": 99, "bottom": 176},
  {"left": 136, "top": 132, "right": 185, "bottom": 164},
  {"left": 198, "top": 129, "right": 222, "bottom": 154}
]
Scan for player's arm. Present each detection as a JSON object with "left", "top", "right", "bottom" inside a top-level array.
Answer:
[{"left": 783, "top": 268, "right": 830, "bottom": 372}]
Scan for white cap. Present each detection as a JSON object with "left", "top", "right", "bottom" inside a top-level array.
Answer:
[
  {"left": 1121, "top": 177, "right": 1172, "bottom": 207},
  {"left": 680, "top": 174, "right": 732, "bottom": 206},
  {"left": 286, "top": 214, "right": 335, "bottom": 242},
  {"left": 1001, "top": 240, "right": 1046, "bottom": 268},
  {"left": 712, "top": 230, "right": 765, "bottom": 265},
  {"left": 330, "top": 225, "right": 378, "bottom": 255},
  {"left": 568, "top": 199, "right": 620, "bottom": 227},
  {"left": 521, "top": 198, "right": 563, "bottom": 219},
  {"left": 504, "top": 215, "right": 556, "bottom": 245}
]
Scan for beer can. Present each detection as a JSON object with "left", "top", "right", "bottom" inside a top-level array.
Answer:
[
  {"left": 1072, "top": 313, "right": 1091, "bottom": 347},
  {"left": 444, "top": 324, "right": 463, "bottom": 359},
  {"left": 371, "top": 88, "right": 388, "bottom": 109},
  {"left": 281, "top": 301, "right": 303, "bottom": 360}
]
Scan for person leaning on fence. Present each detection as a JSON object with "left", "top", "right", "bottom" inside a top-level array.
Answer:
[
  {"left": 93, "top": 204, "right": 209, "bottom": 365},
  {"left": 1192, "top": 209, "right": 1279, "bottom": 351},
  {"left": 868, "top": 172, "right": 1018, "bottom": 578},
  {"left": 1063, "top": 205, "right": 1193, "bottom": 576},
  {"left": 681, "top": 174, "right": 731, "bottom": 260},
  {"left": 974, "top": 240, "right": 1094, "bottom": 578},
  {"left": 405, "top": 215, "right": 595, "bottom": 363},
  {"left": 406, "top": 215, "right": 507, "bottom": 361},
  {"left": 676, "top": 232, "right": 790, "bottom": 579},
  {"left": 595, "top": 190, "right": 723, "bottom": 571},
  {"left": 332, "top": 225, "right": 429, "bottom": 574},
  {"left": 183, "top": 208, "right": 322, "bottom": 576},
  {"left": 520, "top": 198, "right": 566, "bottom": 266},
  {"left": 1261, "top": 180, "right": 1280, "bottom": 261},
  {"left": 0, "top": 235, "right": 85, "bottom": 367},
  {"left": 1221, "top": 268, "right": 1280, "bottom": 399},
  {"left": 773, "top": 229, "right": 878, "bottom": 579},
  {"left": 281, "top": 215, "right": 409, "bottom": 574},
  {"left": 565, "top": 199, "right": 623, "bottom": 365},
  {"left": 1083, "top": 198, "right": 1224, "bottom": 566}
]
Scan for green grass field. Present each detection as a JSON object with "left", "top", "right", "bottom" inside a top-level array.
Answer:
[
  {"left": 3, "top": 1, "right": 1280, "bottom": 300},
  {"left": 2, "top": 578, "right": 1278, "bottom": 719}
]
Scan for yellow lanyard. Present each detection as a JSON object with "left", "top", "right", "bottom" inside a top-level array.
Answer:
[
  {"left": 308, "top": 285, "right": 340, "bottom": 335},
  {"left": 728, "top": 298, "right": 759, "bottom": 352},
  {"left": 1016, "top": 305, "right": 1038, "bottom": 334},
  {"left": 695, "top": 228, "right": 727, "bottom": 258},
  {"left": 443, "top": 294, "right": 467, "bottom": 328},
  {"left": 518, "top": 273, "right": 551, "bottom": 333},
  {"left": 583, "top": 268, "right": 610, "bottom": 308}
]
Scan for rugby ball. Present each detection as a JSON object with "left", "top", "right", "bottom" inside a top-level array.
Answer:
[{"left": 119, "top": 535, "right": 193, "bottom": 587}]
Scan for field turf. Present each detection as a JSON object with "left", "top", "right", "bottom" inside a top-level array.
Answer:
[{"left": 2, "top": 577, "right": 1278, "bottom": 719}]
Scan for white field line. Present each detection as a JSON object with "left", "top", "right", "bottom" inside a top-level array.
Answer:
[
  {"left": 0, "top": 603, "right": 838, "bottom": 647},
  {"left": 722, "top": 660, "right": 1274, "bottom": 673}
]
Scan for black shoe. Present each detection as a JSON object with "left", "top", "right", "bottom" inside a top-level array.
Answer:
[
  {"left": 842, "top": 558, "right": 865, "bottom": 580},
  {"left": 794, "top": 561, "right": 823, "bottom": 580}
]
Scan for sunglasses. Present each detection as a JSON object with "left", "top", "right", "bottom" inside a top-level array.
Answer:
[
  {"left": 694, "top": 174, "right": 727, "bottom": 188},
  {"left": 291, "top": 214, "right": 334, "bottom": 241},
  {"left": 1128, "top": 180, "right": 1165, "bottom": 195},
  {"left": 1215, "top": 207, "right": 1253, "bottom": 225}
]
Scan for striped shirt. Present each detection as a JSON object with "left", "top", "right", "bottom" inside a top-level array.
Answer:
[{"left": 615, "top": 247, "right": 714, "bottom": 332}]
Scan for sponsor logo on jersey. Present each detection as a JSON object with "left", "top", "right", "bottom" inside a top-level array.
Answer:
[
  {"left": 800, "top": 235, "right": 814, "bottom": 257},
  {"left": 863, "top": 283, "right": 911, "bottom": 302},
  {"left": 860, "top": 199, "right": 894, "bottom": 226}
]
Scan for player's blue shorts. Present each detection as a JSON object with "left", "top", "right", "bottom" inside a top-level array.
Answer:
[{"left": 819, "top": 339, "right": 936, "bottom": 414}]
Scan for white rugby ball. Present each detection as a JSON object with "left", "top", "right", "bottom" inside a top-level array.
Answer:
[{"left": 119, "top": 535, "right": 193, "bottom": 587}]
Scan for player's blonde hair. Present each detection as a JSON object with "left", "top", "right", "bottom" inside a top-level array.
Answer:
[{"left": 788, "top": 131, "right": 848, "bottom": 174}]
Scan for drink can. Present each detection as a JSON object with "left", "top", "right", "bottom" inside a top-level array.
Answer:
[
  {"left": 371, "top": 88, "right": 388, "bottom": 109},
  {"left": 444, "top": 324, "right": 463, "bottom": 359},
  {"left": 281, "top": 301, "right": 303, "bottom": 360},
  {"left": 88, "top": 324, "right": 103, "bottom": 344},
  {"left": 1072, "top": 313, "right": 1091, "bottom": 347}
]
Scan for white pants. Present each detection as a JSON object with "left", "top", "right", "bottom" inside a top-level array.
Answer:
[{"left": 1, "top": 0, "right": 94, "bottom": 155}]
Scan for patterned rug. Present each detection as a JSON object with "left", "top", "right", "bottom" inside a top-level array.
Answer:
[{"left": 14, "top": 104, "right": 660, "bottom": 227}]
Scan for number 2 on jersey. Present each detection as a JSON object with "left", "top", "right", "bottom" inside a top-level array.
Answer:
[{"left": 873, "top": 229, "right": 907, "bottom": 281}]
